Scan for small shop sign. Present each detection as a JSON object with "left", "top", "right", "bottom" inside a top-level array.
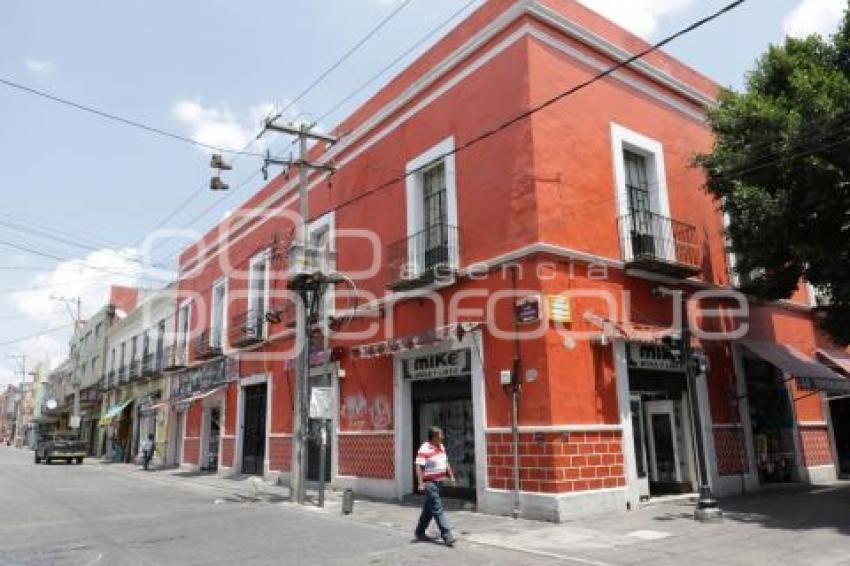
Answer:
[
  {"left": 402, "top": 348, "right": 472, "bottom": 381},
  {"left": 547, "top": 295, "right": 572, "bottom": 323},
  {"left": 170, "top": 357, "right": 238, "bottom": 401},
  {"left": 627, "top": 343, "right": 684, "bottom": 372},
  {"left": 309, "top": 387, "right": 334, "bottom": 419},
  {"left": 515, "top": 296, "right": 541, "bottom": 324}
]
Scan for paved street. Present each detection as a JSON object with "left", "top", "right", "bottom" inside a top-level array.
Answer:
[
  {"left": 2, "top": 446, "right": 850, "bottom": 566},
  {"left": 0, "top": 447, "right": 563, "bottom": 566}
]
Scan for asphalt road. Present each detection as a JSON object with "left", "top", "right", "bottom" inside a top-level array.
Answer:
[{"left": 0, "top": 447, "right": 564, "bottom": 566}]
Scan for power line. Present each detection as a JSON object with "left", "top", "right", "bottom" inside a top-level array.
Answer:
[
  {"left": 150, "top": 0, "right": 474, "bottom": 263},
  {"left": 0, "top": 325, "right": 73, "bottom": 348},
  {"left": 0, "top": 76, "right": 266, "bottom": 157},
  {"left": 315, "top": 0, "right": 478, "bottom": 126},
  {"left": 313, "top": 0, "right": 749, "bottom": 217},
  {"left": 267, "top": 0, "right": 417, "bottom": 124},
  {"left": 137, "top": 0, "right": 416, "bottom": 253},
  {"left": 0, "top": 240, "right": 168, "bottom": 282}
]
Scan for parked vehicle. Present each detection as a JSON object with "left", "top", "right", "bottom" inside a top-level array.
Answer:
[{"left": 34, "top": 432, "right": 86, "bottom": 465}]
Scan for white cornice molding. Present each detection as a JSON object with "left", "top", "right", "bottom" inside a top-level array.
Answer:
[{"left": 526, "top": 1, "right": 717, "bottom": 108}]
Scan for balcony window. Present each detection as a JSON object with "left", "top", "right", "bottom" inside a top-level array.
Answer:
[
  {"left": 210, "top": 279, "right": 226, "bottom": 350},
  {"left": 392, "top": 137, "right": 460, "bottom": 288},
  {"left": 248, "top": 254, "right": 269, "bottom": 327},
  {"left": 177, "top": 302, "right": 191, "bottom": 360}
]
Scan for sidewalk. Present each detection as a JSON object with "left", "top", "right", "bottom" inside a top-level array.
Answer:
[{"left": 88, "top": 459, "right": 850, "bottom": 566}]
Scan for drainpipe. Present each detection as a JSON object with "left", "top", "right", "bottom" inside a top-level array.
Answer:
[{"left": 509, "top": 266, "right": 522, "bottom": 519}]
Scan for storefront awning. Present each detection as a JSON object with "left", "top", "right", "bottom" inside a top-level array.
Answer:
[
  {"left": 740, "top": 339, "right": 849, "bottom": 393},
  {"left": 172, "top": 385, "right": 225, "bottom": 407},
  {"left": 140, "top": 401, "right": 169, "bottom": 414},
  {"left": 817, "top": 348, "right": 850, "bottom": 376},
  {"left": 98, "top": 398, "right": 134, "bottom": 426}
]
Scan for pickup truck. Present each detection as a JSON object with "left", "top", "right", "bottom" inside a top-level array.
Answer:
[{"left": 34, "top": 433, "right": 87, "bottom": 465}]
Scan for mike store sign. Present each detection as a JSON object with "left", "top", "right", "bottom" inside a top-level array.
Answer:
[
  {"left": 402, "top": 348, "right": 472, "bottom": 381},
  {"left": 627, "top": 343, "right": 684, "bottom": 372}
]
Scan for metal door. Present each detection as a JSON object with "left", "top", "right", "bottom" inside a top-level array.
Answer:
[{"left": 242, "top": 385, "right": 267, "bottom": 475}]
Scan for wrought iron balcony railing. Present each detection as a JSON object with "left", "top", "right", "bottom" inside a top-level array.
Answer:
[
  {"left": 386, "top": 223, "right": 459, "bottom": 290},
  {"left": 162, "top": 343, "right": 188, "bottom": 371},
  {"left": 617, "top": 211, "right": 701, "bottom": 279},
  {"left": 193, "top": 330, "right": 223, "bottom": 361},
  {"left": 229, "top": 309, "right": 265, "bottom": 348},
  {"left": 118, "top": 364, "right": 129, "bottom": 384},
  {"left": 107, "top": 369, "right": 116, "bottom": 389},
  {"left": 140, "top": 352, "right": 157, "bottom": 377},
  {"left": 128, "top": 359, "right": 141, "bottom": 381}
]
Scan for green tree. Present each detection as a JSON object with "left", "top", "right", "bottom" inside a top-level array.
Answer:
[{"left": 698, "top": 10, "right": 850, "bottom": 345}]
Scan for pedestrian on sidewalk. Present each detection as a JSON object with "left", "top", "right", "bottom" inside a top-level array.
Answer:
[
  {"left": 141, "top": 434, "right": 154, "bottom": 471},
  {"left": 414, "top": 426, "right": 456, "bottom": 547}
]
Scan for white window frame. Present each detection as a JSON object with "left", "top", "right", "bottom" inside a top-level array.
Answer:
[
  {"left": 248, "top": 251, "right": 271, "bottom": 338},
  {"left": 610, "top": 123, "right": 673, "bottom": 262},
  {"left": 210, "top": 278, "right": 227, "bottom": 349},
  {"left": 404, "top": 136, "right": 460, "bottom": 274},
  {"left": 177, "top": 300, "right": 192, "bottom": 360}
]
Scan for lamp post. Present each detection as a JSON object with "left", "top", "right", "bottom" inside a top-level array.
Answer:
[{"left": 657, "top": 287, "right": 722, "bottom": 522}]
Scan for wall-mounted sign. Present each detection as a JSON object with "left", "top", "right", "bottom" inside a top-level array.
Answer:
[
  {"left": 547, "top": 295, "right": 572, "bottom": 323},
  {"left": 515, "top": 296, "right": 541, "bottom": 324},
  {"left": 402, "top": 348, "right": 472, "bottom": 381},
  {"left": 309, "top": 387, "right": 334, "bottom": 419},
  {"left": 627, "top": 343, "right": 684, "bottom": 372},
  {"left": 170, "top": 357, "right": 238, "bottom": 401}
]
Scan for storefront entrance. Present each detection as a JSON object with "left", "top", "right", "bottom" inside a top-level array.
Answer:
[
  {"left": 204, "top": 406, "right": 221, "bottom": 472},
  {"left": 829, "top": 398, "right": 850, "bottom": 478},
  {"left": 241, "top": 384, "right": 266, "bottom": 475},
  {"left": 627, "top": 343, "right": 697, "bottom": 499},
  {"left": 412, "top": 377, "right": 475, "bottom": 500},
  {"left": 743, "top": 358, "right": 798, "bottom": 484}
]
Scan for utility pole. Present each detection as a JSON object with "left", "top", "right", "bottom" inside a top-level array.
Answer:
[
  {"left": 259, "top": 120, "right": 336, "bottom": 506},
  {"left": 51, "top": 295, "right": 83, "bottom": 430},
  {"left": 6, "top": 353, "right": 26, "bottom": 447}
]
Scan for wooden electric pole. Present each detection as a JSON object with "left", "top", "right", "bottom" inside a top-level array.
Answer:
[{"left": 259, "top": 120, "right": 336, "bottom": 505}]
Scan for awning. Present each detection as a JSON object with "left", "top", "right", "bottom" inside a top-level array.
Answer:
[
  {"left": 740, "top": 339, "right": 849, "bottom": 393},
  {"left": 98, "top": 398, "right": 134, "bottom": 426},
  {"left": 817, "top": 348, "right": 850, "bottom": 376},
  {"left": 140, "top": 401, "right": 169, "bottom": 414},
  {"left": 172, "top": 386, "right": 225, "bottom": 407}
]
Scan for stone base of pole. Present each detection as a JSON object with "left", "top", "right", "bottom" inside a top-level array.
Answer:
[{"left": 694, "top": 486, "right": 723, "bottom": 523}]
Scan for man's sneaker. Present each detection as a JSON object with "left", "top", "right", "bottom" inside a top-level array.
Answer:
[
  {"left": 414, "top": 533, "right": 436, "bottom": 542},
  {"left": 443, "top": 537, "right": 456, "bottom": 547}
]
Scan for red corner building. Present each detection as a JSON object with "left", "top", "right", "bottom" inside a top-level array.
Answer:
[{"left": 167, "top": 0, "right": 850, "bottom": 521}]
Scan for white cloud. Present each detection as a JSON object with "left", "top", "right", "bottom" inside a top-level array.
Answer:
[
  {"left": 0, "top": 248, "right": 151, "bottom": 387},
  {"left": 8, "top": 248, "right": 144, "bottom": 323},
  {"left": 171, "top": 99, "right": 282, "bottom": 154},
  {"left": 24, "top": 58, "right": 56, "bottom": 75},
  {"left": 577, "top": 0, "right": 693, "bottom": 38},
  {"left": 784, "top": 0, "right": 845, "bottom": 39}
]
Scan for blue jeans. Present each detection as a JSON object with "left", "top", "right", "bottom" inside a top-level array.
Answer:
[{"left": 416, "top": 481, "right": 453, "bottom": 541}]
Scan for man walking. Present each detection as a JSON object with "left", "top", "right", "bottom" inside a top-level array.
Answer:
[
  {"left": 141, "top": 433, "right": 154, "bottom": 471},
  {"left": 414, "top": 426, "right": 456, "bottom": 547}
]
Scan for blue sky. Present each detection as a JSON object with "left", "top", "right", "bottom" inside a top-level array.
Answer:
[{"left": 0, "top": 0, "right": 845, "bottom": 385}]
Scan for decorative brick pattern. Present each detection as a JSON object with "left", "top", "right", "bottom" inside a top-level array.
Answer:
[
  {"left": 338, "top": 434, "right": 394, "bottom": 479},
  {"left": 487, "top": 431, "right": 625, "bottom": 493},
  {"left": 183, "top": 437, "right": 200, "bottom": 465},
  {"left": 269, "top": 436, "right": 292, "bottom": 472},
  {"left": 713, "top": 426, "right": 749, "bottom": 476},
  {"left": 800, "top": 426, "right": 833, "bottom": 467},
  {"left": 221, "top": 437, "right": 235, "bottom": 469}
]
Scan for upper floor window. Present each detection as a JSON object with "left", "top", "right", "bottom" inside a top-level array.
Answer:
[
  {"left": 210, "top": 279, "right": 226, "bottom": 349},
  {"left": 248, "top": 254, "right": 269, "bottom": 325},
  {"left": 177, "top": 301, "right": 191, "bottom": 357},
  {"left": 403, "top": 137, "right": 460, "bottom": 277}
]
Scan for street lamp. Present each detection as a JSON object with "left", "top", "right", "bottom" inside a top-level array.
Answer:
[{"left": 655, "top": 286, "right": 722, "bottom": 522}]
